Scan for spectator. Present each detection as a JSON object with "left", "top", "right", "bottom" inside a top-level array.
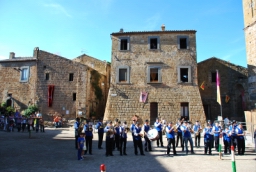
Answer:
[
  {"left": 54, "top": 116, "right": 60, "bottom": 128},
  {"left": 40, "top": 118, "right": 45, "bottom": 132}
]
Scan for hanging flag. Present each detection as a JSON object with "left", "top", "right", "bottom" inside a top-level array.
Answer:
[
  {"left": 139, "top": 91, "right": 148, "bottom": 103},
  {"left": 48, "top": 85, "right": 55, "bottom": 107},
  {"left": 200, "top": 81, "right": 205, "bottom": 90},
  {"left": 225, "top": 95, "right": 230, "bottom": 103},
  {"left": 216, "top": 70, "right": 222, "bottom": 105}
]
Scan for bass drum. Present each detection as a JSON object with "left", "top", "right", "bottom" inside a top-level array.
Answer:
[{"left": 147, "top": 129, "right": 159, "bottom": 141}]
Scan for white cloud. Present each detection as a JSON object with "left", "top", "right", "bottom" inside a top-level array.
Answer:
[
  {"left": 44, "top": 3, "right": 72, "bottom": 18},
  {"left": 0, "top": 55, "right": 7, "bottom": 60},
  {"left": 144, "top": 14, "right": 161, "bottom": 30}
]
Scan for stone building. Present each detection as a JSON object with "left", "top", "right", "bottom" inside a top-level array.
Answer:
[
  {"left": 242, "top": 0, "right": 256, "bottom": 109},
  {"left": 104, "top": 26, "right": 206, "bottom": 125},
  {"left": 198, "top": 57, "right": 248, "bottom": 121},
  {"left": 0, "top": 48, "right": 110, "bottom": 121}
]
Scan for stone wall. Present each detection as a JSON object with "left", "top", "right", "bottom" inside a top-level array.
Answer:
[
  {"left": 243, "top": 0, "right": 256, "bottom": 109},
  {"left": 35, "top": 49, "right": 88, "bottom": 121},
  {"left": 198, "top": 57, "right": 248, "bottom": 121},
  {"left": 104, "top": 30, "right": 206, "bottom": 126},
  {"left": 0, "top": 58, "right": 37, "bottom": 112}
]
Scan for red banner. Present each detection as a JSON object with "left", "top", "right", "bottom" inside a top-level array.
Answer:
[{"left": 48, "top": 85, "right": 54, "bottom": 107}]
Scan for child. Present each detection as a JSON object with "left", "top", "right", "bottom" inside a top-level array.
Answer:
[{"left": 77, "top": 132, "right": 85, "bottom": 160}]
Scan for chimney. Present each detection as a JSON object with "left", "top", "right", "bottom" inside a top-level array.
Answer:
[
  {"left": 161, "top": 24, "right": 165, "bottom": 31},
  {"left": 9, "top": 52, "right": 15, "bottom": 59},
  {"left": 119, "top": 28, "right": 124, "bottom": 33},
  {"left": 33, "top": 47, "right": 39, "bottom": 59}
]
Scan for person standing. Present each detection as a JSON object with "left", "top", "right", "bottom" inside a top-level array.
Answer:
[
  {"left": 229, "top": 120, "right": 238, "bottom": 150},
  {"left": 176, "top": 118, "right": 183, "bottom": 150},
  {"left": 96, "top": 118, "right": 104, "bottom": 149},
  {"left": 166, "top": 122, "right": 177, "bottom": 156},
  {"left": 104, "top": 121, "right": 114, "bottom": 156},
  {"left": 236, "top": 123, "right": 245, "bottom": 155},
  {"left": 119, "top": 121, "right": 128, "bottom": 156},
  {"left": 193, "top": 121, "right": 202, "bottom": 148},
  {"left": 207, "top": 120, "right": 214, "bottom": 148},
  {"left": 130, "top": 119, "right": 136, "bottom": 150},
  {"left": 133, "top": 122, "right": 145, "bottom": 156},
  {"left": 77, "top": 132, "right": 85, "bottom": 160},
  {"left": 143, "top": 119, "right": 152, "bottom": 152},
  {"left": 154, "top": 118, "right": 164, "bottom": 147},
  {"left": 84, "top": 122, "right": 93, "bottom": 155},
  {"left": 212, "top": 121, "right": 221, "bottom": 152},
  {"left": 114, "top": 121, "right": 121, "bottom": 151},
  {"left": 203, "top": 124, "right": 213, "bottom": 155},
  {"left": 223, "top": 126, "right": 231, "bottom": 154},
  {"left": 74, "top": 118, "right": 80, "bottom": 149},
  {"left": 21, "top": 115, "right": 27, "bottom": 132},
  {"left": 181, "top": 121, "right": 195, "bottom": 154}
]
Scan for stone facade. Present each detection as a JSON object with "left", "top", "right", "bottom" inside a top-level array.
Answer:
[
  {"left": 0, "top": 48, "right": 110, "bottom": 121},
  {"left": 243, "top": 0, "right": 256, "bottom": 109},
  {"left": 198, "top": 57, "right": 248, "bottom": 121},
  {"left": 104, "top": 27, "right": 206, "bottom": 125}
]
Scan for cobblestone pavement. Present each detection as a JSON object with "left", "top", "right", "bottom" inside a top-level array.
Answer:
[{"left": 1, "top": 127, "right": 255, "bottom": 172}]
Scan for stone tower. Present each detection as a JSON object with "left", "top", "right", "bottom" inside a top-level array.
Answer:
[{"left": 243, "top": 0, "right": 256, "bottom": 109}]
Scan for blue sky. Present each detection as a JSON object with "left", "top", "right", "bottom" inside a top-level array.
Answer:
[{"left": 0, "top": 0, "right": 247, "bottom": 67}]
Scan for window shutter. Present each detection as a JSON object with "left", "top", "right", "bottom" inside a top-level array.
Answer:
[
  {"left": 147, "top": 67, "right": 150, "bottom": 83},
  {"left": 127, "top": 37, "right": 130, "bottom": 51},
  {"left": 157, "top": 36, "right": 160, "bottom": 49},
  {"left": 186, "top": 37, "right": 189, "bottom": 49},
  {"left": 148, "top": 37, "right": 150, "bottom": 49},
  {"left": 116, "top": 67, "right": 119, "bottom": 83},
  {"left": 158, "top": 67, "right": 162, "bottom": 83},
  {"left": 177, "top": 36, "right": 180, "bottom": 49}
]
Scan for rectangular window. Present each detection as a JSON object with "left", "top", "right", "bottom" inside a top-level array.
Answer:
[
  {"left": 69, "top": 73, "right": 74, "bottom": 81},
  {"left": 20, "top": 66, "right": 30, "bottom": 82},
  {"left": 45, "top": 73, "right": 49, "bottom": 80},
  {"left": 119, "top": 69, "right": 127, "bottom": 82},
  {"left": 178, "top": 66, "right": 191, "bottom": 83},
  {"left": 180, "top": 102, "right": 189, "bottom": 119},
  {"left": 177, "top": 36, "right": 189, "bottom": 49},
  {"left": 148, "top": 36, "right": 160, "bottom": 50},
  {"left": 147, "top": 64, "right": 162, "bottom": 83},
  {"left": 119, "top": 37, "right": 130, "bottom": 51},
  {"left": 211, "top": 72, "right": 216, "bottom": 82},
  {"left": 116, "top": 65, "right": 130, "bottom": 84},
  {"left": 73, "top": 93, "right": 76, "bottom": 101}
]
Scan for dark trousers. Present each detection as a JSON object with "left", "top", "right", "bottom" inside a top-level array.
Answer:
[
  {"left": 98, "top": 132, "right": 103, "bottom": 148},
  {"left": 16, "top": 123, "right": 21, "bottom": 132},
  {"left": 119, "top": 137, "right": 127, "bottom": 155},
  {"left": 176, "top": 132, "right": 183, "bottom": 148},
  {"left": 75, "top": 135, "right": 79, "bottom": 149},
  {"left": 157, "top": 131, "right": 163, "bottom": 146},
  {"left": 22, "top": 123, "right": 26, "bottom": 132},
  {"left": 230, "top": 136, "right": 237, "bottom": 150},
  {"left": 134, "top": 139, "right": 144, "bottom": 155},
  {"left": 167, "top": 138, "right": 176, "bottom": 155},
  {"left": 85, "top": 136, "right": 92, "bottom": 154},
  {"left": 237, "top": 138, "right": 245, "bottom": 155},
  {"left": 144, "top": 136, "right": 152, "bottom": 151},
  {"left": 106, "top": 138, "right": 113, "bottom": 156},
  {"left": 214, "top": 136, "right": 220, "bottom": 151},
  {"left": 224, "top": 140, "right": 231, "bottom": 154},
  {"left": 204, "top": 140, "right": 212, "bottom": 154},
  {"left": 195, "top": 133, "right": 201, "bottom": 147},
  {"left": 114, "top": 134, "right": 120, "bottom": 150},
  {"left": 210, "top": 136, "right": 214, "bottom": 148},
  {"left": 77, "top": 148, "right": 82, "bottom": 160},
  {"left": 40, "top": 125, "right": 44, "bottom": 132}
]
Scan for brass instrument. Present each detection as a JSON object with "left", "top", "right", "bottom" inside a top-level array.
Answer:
[
  {"left": 172, "top": 125, "right": 178, "bottom": 133},
  {"left": 139, "top": 130, "right": 145, "bottom": 138}
]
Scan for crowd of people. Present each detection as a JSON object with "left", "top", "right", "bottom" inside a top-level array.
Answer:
[
  {"left": 74, "top": 116, "right": 250, "bottom": 160},
  {"left": 0, "top": 110, "right": 44, "bottom": 133}
]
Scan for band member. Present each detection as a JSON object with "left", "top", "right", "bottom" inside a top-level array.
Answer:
[
  {"left": 203, "top": 124, "right": 213, "bottom": 155},
  {"left": 143, "top": 119, "right": 152, "bottom": 152},
  {"left": 236, "top": 123, "right": 245, "bottom": 155},
  {"left": 119, "top": 121, "right": 128, "bottom": 156},
  {"left": 104, "top": 121, "right": 114, "bottom": 156},
  {"left": 74, "top": 118, "right": 80, "bottom": 149},
  {"left": 83, "top": 122, "right": 93, "bottom": 155},
  {"left": 229, "top": 120, "right": 238, "bottom": 150},
  {"left": 130, "top": 119, "right": 136, "bottom": 149},
  {"left": 223, "top": 126, "right": 231, "bottom": 154},
  {"left": 133, "top": 122, "right": 145, "bottom": 155},
  {"left": 193, "top": 120, "right": 202, "bottom": 148},
  {"left": 181, "top": 121, "right": 195, "bottom": 154},
  {"left": 176, "top": 119, "right": 183, "bottom": 150},
  {"left": 166, "top": 122, "right": 177, "bottom": 156},
  {"left": 207, "top": 120, "right": 214, "bottom": 148},
  {"left": 95, "top": 118, "right": 104, "bottom": 149},
  {"left": 154, "top": 118, "right": 164, "bottom": 147},
  {"left": 212, "top": 121, "right": 221, "bottom": 152},
  {"left": 114, "top": 121, "right": 121, "bottom": 151}
]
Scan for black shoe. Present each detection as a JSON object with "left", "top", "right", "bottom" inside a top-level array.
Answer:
[
  {"left": 161, "top": 145, "right": 164, "bottom": 147},
  {"left": 124, "top": 153, "right": 127, "bottom": 155},
  {"left": 186, "top": 152, "right": 188, "bottom": 155},
  {"left": 174, "top": 153, "right": 177, "bottom": 155},
  {"left": 157, "top": 145, "right": 159, "bottom": 147},
  {"left": 145, "top": 149, "right": 148, "bottom": 152},
  {"left": 141, "top": 154, "right": 145, "bottom": 156},
  {"left": 120, "top": 154, "right": 123, "bottom": 156},
  {"left": 135, "top": 153, "right": 138, "bottom": 155},
  {"left": 110, "top": 154, "right": 114, "bottom": 156},
  {"left": 89, "top": 153, "right": 92, "bottom": 155},
  {"left": 191, "top": 152, "right": 195, "bottom": 154}
]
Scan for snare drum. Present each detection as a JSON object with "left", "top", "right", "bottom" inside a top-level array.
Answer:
[{"left": 147, "top": 129, "right": 159, "bottom": 141}]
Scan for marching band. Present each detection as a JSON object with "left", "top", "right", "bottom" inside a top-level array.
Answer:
[{"left": 75, "top": 117, "right": 247, "bottom": 160}]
